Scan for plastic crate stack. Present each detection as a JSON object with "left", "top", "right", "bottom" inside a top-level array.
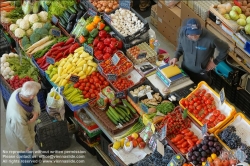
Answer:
[
  {"left": 35, "top": 111, "right": 71, "bottom": 152},
  {"left": 0, "top": 30, "right": 11, "bottom": 56},
  {"left": 235, "top": 89, "right": 250, "bottom": 118}
]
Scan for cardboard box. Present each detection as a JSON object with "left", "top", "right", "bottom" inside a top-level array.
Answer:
[
  {"left": 157, "top": 16, "right": 179, "bottom": 47},
  {"left": 151, "top": 4, "right": 157, "bottom": 19},
  {"left": 181, "top": 2, "right": 205, "bottom": 27},
  {"left": 150, "top": 16, "right": 157, "bottom": 28},
  {"left": 157, "top": 1, "right": 181, "bottom": 31}
]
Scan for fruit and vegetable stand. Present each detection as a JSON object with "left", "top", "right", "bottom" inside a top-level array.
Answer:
[{"left": 1, "top": 0, "right": 250, "bottom": 166}]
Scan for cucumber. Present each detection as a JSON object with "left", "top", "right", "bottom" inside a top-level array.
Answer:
[
  {"left": 116, "top": 107, "right": 131, "bottom": 120},
  {"left": 122, "top": 99, "right": 137, "bottom": 114},
  {"left": 115, "top": 107, "right": 126, "bottom": 119},
  {"left": 66, "top": 8, "right": 74, "bottom": 15},
  {"left": 63, "top": 10, "right": 70, "bottom": 20},
  {"left": 109, "top": 106, "right": 121, "bottom": 122},
  {"left": 61, "top": 14, "right": 69, "bottom": 23},
  {"left": 59, "top": 16, "right": 66, "bottom": 26},
  {"left": 73, "top": 4, "right": 80, "bottom": 12},
  {"left": 78, "top": 3, "right": 85, "bottom": 10},
  {"left": 106, "top": 111, "right": 118, "bottom": 125},
  {"left": 118, "top": 105, "right": 133, "bottom": 118},
  {"left": 69, "top": 6, "right": 77, "bottom": 14},
  {"left": 59, "top": 21, "right": 66, "bottom": 29}
]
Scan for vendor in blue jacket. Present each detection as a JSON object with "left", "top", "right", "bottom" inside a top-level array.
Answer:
[{"left": 169, "top": 18, "right": 229, "bottom": 85}]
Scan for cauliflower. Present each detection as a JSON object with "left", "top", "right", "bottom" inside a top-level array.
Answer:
[
  {"left": 19, "top": 20, "right": 30, "bottom": 30},
  {"left": 26, "top": 29, "right": 33, "bottom": 37},
  {"left": 16, "top": 18, "right": 23, "bottom": 26},
  {"left": 23, "top": 14, "right": 31, "bottom": 21},
  {"left": 28, "top": 14, "right": 39, "bottom": 24},
  {"left": 9, "top": 24, "right": 19, "bottom": 31},
  {"left": 14, "top": 28, "right": 25, "bottom": 38},
  {"left": 38, "top": 11, "right": 48, "bottom": 23},
  {"left": 31, "top": 22, "right": 43, "bottom": 31}
]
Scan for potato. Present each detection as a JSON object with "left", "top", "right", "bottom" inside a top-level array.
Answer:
[
  {"left": 245, "top": 11, "right": 250, "bottom": 17},
  {"left": 247, "top": 3, "right": 250, "bottom": 7},
  {"left": 248, "top": 0, "right": 250, "bottom": 3},
  {"left": 241, "top": 6, "right": 247, "bottom": 12},
  {"left": 243, "top": 1, "right": 248, "bottom": 5},
  {"left": 246, "top": 7, "right": 250, "bottom": 12}
]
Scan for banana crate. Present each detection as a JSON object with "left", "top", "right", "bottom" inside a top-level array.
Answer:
[
  {"left": 126, "top": 42, "right": 156, "bottom": 65},
  {"left": 179, "top": 81, "right": 236, "bottom": 133}
]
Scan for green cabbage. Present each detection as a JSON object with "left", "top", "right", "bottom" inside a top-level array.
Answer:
[
  {"left": 22, "top": 1, "right": 32, "bottom": 15},
  {"left": 245, "top": 24, "right": 250, "bottom": 35}
]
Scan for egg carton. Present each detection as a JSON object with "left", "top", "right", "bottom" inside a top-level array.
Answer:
[{"left": 126, "top": 42, "right": 157, "bottom": 65}]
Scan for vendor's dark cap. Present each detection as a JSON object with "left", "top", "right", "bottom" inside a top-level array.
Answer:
[{"left": 186, "top": 18, "right": 202, "bottom": 35}]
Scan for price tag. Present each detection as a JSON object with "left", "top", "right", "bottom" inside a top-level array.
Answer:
[
  {"left": 146, "top": 91, "right": 153, "bottom": 99},
  {"left": 157, "top": 140, "right": 164, "bottom": 156},
  {"left": 160, "top": 124, "right": 167, "bottom": 141},
  {"left": 205, "top": 161, "right": 210, "bottom": 166},
  {"left": 51, "top": 15, "right": 58, "bottom": 24},
  {"left": 107, "top": 74, "right": 117, "bottom": 81},
  {"left": 235, "top": 148, "right": 247, "bottom": 162},
  {"left": 119, "top": 0, "right": 130, "bottom": 10},
  {"left": 70, "top": 75, "right": 79, "bottom": 83},
  {"left": 51, "top": 28, "right": 61, "bottom": 37},
  {"left": 137, "top": 51, "right": 147, "bottom": 59},
  {"left": 97, "top": 65, "right": 103, "bottom": 73},
  {"left": 140, "top": 103, "right": 148, "bottom": 113},
  {"left": 202, "top": 123, "right": 208, "bottom": 136},
  {"left": 112, "top": 53, "right": 120, "bottom": 66},
  {"left": 115, "top": 91, "right": 125, "bottom": 98},
  {"left": 103, "top": 13, "right": 112, "bottom": 23},
  {"left": 84, "top": 43, "right": 93, "bottom": 55},
  {"left": 219, "top": 88, "right": 225, "bottom": 105},
  {"left": 46, "top": 57, "right": 55, "bottom": 64},
  {"left": 88, "top": 8, "right": 97, "bottom": 16}
]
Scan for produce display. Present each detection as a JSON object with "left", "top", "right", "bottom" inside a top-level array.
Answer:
[
  {"left": 1, "top": 1, "right": 23, "bottom": 24},
  {"left": 63, "top": 83, "right": 89, "bottom": 105},
  {"left": 89, "top": 0, "right": 119, "bottom": 13}
]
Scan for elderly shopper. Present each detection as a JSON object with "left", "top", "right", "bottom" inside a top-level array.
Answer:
[{"left": 5, "top": 81, "right": 42, "bottom": 166}]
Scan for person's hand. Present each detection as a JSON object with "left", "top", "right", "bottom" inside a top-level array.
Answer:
[
  {"left": 26, "top": 147, "right": 32, "bottom": 151},
  {"left": 169, "top": 58, "right": 178, "bottom": 66},
  {"left": 27, "top": 111, "right": 39, "bottom": 124},
  {"left": 206, "top": 60, "right": 216, "bottom": 71}
]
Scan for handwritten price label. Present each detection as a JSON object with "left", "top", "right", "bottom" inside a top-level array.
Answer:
[
  {"left": 88, "top": 8, "right": 97, "bottom": 16},
  {"left": 46, "top": 57, "right": 55, "bottom": 64},
  {"left": 112, "top": 53, "right": 120, "bottom": 66},
  {"left": 107, "top": 74, "right": 117, "bottom": 81},
  {"left": 51, "top": 29, "right": 61, "bottom": 37},
  {"left": 119, "top": 0, "right": 130, "bottom": 9},
  {"left": 115, "top": 91, "right": 125, "bottom": 98},
  {"left": 84, "top": 43, "right": 93, "bottom": 55},
  {"left": 103, "top": 13, "right": 112, "bottom": 23},
  {"left": 51, "top": 15, "right": 58, "bottom": 24},
  {"left": 70, "top": 75, "right": 79, "bottom": 83}
]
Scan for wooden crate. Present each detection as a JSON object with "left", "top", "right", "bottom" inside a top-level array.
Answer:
[{"left": 150, "top": 16, "right": 157, "bottom": 28}]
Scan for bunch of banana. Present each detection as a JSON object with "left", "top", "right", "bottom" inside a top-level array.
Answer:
[
  {"left": 45, "top": 46, "right": 98, "bottom": 87},
  {"left": 63, "top": 83, "right": 89, "bottom": 106}
]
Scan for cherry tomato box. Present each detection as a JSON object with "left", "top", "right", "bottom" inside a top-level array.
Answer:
[{"left": 179, "top": 81, "right": 236, "bottom": 133}]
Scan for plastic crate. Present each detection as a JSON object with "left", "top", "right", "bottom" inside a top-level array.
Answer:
[
  {"left": 0, "top": 30, "right": 11, "bottom": 56},
  {"left": 179, "top": 81, "right": 236, "bottom": 133},
  {"left": 96, "top": 152, "right": 109, "bottom": 166},
  {"left": 100, "top": 133, "right": 112, "bottom": 155},
  {"left": 75, "top": 131, "right": 97, "bottom": 156},
  {"left": 214, "top": 113, "right": 250, "bottom": 151},
  {"left": 108, "top": 144, "right": 126, "bottom": 166},
  {"left": 235, "top": 89, "right": 250, "bottom": 119},
  {"left": 35, "top": 111, "right": 71, "bottom": 151},
  {"left": 32, "top": 57, "right": 45, "bottom": 77}
]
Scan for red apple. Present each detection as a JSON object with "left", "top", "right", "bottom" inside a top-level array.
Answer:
[
  {"left": 138, "top": 141, "right": 146, "bottom": 149},
  {"left": 127, "top": 135, "right": 134, "bottom": 141},
  {"left": 132, "top": 140, "right": 138, "bottom": 148},
  {"left": 136, "top": 137, "right": 143, "bottom": 143}
]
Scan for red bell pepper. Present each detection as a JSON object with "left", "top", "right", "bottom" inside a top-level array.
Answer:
[
  {"left": 94, "top": 50, "right": 103, "bottom": 60},
  {"left": 104, "top": 38, "right": 111, "bottom": 46},
  {"left": 98, "top": 30, "right": 107, "bottom": 38},
  {"left": 105, "top": 46, "right": 113, "bottom": 54},
  {"left": 103, "top": 53, "right": 111, "bottom": 60},
  {"left": 116, "top": 40, "right": 123, "bottom": 49},
  {"left": 110, "top": 37, "right": 117, "bottom": 42},
  {"left": 93, "top": 38, "right": 99, "bottom": 47},
  {"left": 109, "top": 41, "right": 117, "bottom": 49},
  {"left": 97, "top": 41, "right": 105, "bottom": 50}
]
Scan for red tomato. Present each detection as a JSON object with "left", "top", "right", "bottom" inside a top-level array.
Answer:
[
  {"left": 79, "top": 85, "right": 85, "bottom": 91},
  {"left": 74, "top": 82, "right": 80, "bottom": 88},
  {"left": 81, "top": 82, "right": 86, "bottom": 87},
  {"left": 85, "top": 93, "right": 90, "bottom": 98},
  {"left": 86, "top": 83, "right": 90, "bottom": 87},
  {"left": 84, "top": 87, "right": 90, "bottom": 91},
  {"left": 82, "top": 91, "right": 87, "bottom": 95}
]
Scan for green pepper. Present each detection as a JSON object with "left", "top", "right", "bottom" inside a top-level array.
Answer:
[
  {"left": 90, "top": 28, "right": 98, "bottom": 38},
  {"left": 82, "top": 27, "right": 89, "bottom": 37},
  {"left": 87, "top": 37, "right": 94, "bottom": 44},
  {"left": 104, "top": 26, "right": 111, "bottom": 32}
]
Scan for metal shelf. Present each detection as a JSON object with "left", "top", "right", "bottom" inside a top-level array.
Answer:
[{"left": 94, "top": 144, "right": 115, "bottom": 166}]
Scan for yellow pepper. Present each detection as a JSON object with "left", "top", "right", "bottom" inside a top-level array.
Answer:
[
  {"left": 93, "top": 16, "right": 101, "bottom": 24},
  {"left": 86, "top": 23, "right": 95, "bottom": 32}
]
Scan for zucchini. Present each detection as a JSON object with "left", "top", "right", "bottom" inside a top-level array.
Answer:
[
  {"left": 58, "top": 16, "right": 66, "bottom": 26},
  {"left": 66, "top": 22, "right": 74, "bottom": 33},
  {"left": 76, "top": 11, "right": 84, "bottom": 20},
  {"left": 68, "top": 14, "right": 76, "bottom": 22},
  {"left": 73, "top": 4, "right": 80, "bottom": 12},
  {"left": 68, "top": 6, "right": 77, "bottom": 14},
  {"left": 59, "top": 21, "right": 66, "bottom": 29},
  {"left": 61, "top": 14, "right": 69, "bottom": 23},
  {"left": 78, "top": 3, "right": 85, "bottom": 10},
  {"left": 66, "top": 8, "right": 74, "bottom": 15},
  {"left": 63, "top": 10, "right": 70, "bottom": 20}
]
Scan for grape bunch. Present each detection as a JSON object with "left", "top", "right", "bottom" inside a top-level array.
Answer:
[
  {"left": 241, "top": 143, "right": 250, "bottom": 164},
  {"left": 218, "top": 126, "right": 241, "bottom": 149}
]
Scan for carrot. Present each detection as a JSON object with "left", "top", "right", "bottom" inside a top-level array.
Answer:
[
  {"left": 1, "top": 6, "right": 15, "bottom": 11},
  {"left": 1, "top": 3, "right": 10, "bottom": 7}
]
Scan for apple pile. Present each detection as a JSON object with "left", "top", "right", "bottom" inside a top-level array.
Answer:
[{"left": 127, "top": 132, "right": 146, "bottom": 149}]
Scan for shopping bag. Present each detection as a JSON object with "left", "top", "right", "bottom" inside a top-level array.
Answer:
[
  {"left": 46, "top": 105, "right": 65, "bottom": 121},
  {"left": 46, "top": 87, "right": 64, "bottom": 109}
]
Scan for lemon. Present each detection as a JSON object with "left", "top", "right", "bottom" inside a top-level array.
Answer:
[
  {"left": 113, "top": 141, "right": 121, "bottom": 150},
  {"left": 202, "top": 162, "right": 206, "bottom": 166},
  {"left": 211, "top": 153, "right": 217, "bottom": 160},
  {"left": 125, "top": 141, "right": 130, "bottom": 147},
  {"left": 50, "top": 91, "right": 55, "bottom": 97},
  {"left": 55, "top": 94, "right": 61, "bottom": 100},
  {"left": 120, "top": 138, "right": 125, "bottom": 147},
  {"left": 207, "top": 157, "right": 213, "bottom": 162}
]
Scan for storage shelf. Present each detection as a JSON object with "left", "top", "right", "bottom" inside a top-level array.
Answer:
[
  {"left": 228, "top": 51, "right": 250, "bottom": 73},
  {"left": 84, "top": 107, "right": 131, "bottom": 143},
  {"left": 94, "top": 144, "right": 115, "bottom": 166}
]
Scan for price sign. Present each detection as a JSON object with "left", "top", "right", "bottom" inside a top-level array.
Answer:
[
  {"left": 137, "top": 51, "right": 147, "bottom": 59},
  {"left": 157, "top": 140, "right": 164, "bottom": 156},
  {"left": 97, "top": 65, "right": 103, "bottom": 73},
  {"left": 88, "top": 8, "right": 97, "bottom": 16},
  {"left": 219, "top": 88, "right": 225, "bottom": 105},
  {"left": 146, "top": 91, "right": 153, "bottom": 99},
  {"left": 235, "top": 148, "right": 247, "bottom": 162},
  {"left": 107, "top": 74, "right": 117, "bottom": 81},
  {"left": 84, "top": 43, "right": 93, "bottom": 55},
  {"left": 103, "top": 13, "right": 112, "bottom": 23},
  {"left": 51, "top": 15, "right": 58, "bottom": 24},
  {"left": 160, "top": 124, "right": 167, "bottom": 141},
  {"left": 140, "top": 103, "right": 148, "bottom": 113},
  {"left": 51, "top": 28, "right": 61, "bottom": 37},
  {"left": 115, "top": 91, "right": 125, "bottom": 98},
  {"left": 119, "top": 0, "right": 130, "bottom": 10},
  {"left": 202, "top": 123, "right": 208, "bottom": 136},
  {"left": 70, "top": 75, "right": 79, "bottom": 83},
  {"left": 112, "top": 53, "right": 120, "bottom": 66},
  {"left": 46, "top": 57, "right": 55, "bottom": 64}
]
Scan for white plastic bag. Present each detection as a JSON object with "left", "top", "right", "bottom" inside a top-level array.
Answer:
[{"left": 46, "top": 87, "right": 64, "bottom": 109}]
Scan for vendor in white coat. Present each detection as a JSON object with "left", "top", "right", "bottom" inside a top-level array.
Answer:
[{"left": 5, "top": 81, "right": 41, "bottom": 166}]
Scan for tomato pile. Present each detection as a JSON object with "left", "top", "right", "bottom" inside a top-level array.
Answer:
[
  {"left": 180, "top": 88, "right": 226, "bottom": 129},
  {"left": 99, "top": 51, "right": 133, "bottom": 76},
  {"left": 170, "top": 128, "right": 201, "bottom": 154},
  {"left": 8, "top": 75, "right": 34, "bottom": 90},
  {"left": 93, "top": 30, "right": 123, "bottom": 61},
  {"left": 157, "top": 107, "right": 191, "bottom": 137},
  {"left": 73, "top": 71, "right": 109, "bottom": 99},
  {"left": 111, "top": 76, "right": 134, "bottom": 91}
]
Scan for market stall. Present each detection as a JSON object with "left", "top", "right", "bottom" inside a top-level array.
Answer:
[{"left": 1, "top": 0, "right": 250, "bottom": 166}]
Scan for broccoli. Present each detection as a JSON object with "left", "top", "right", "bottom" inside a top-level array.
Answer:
[
  {"left": 30, "top": 33, "right": 41, "bottom": 44},
  {"left": 21, "top": 36, "right": 30, "bottom": 48},
  {"left": 36, "top": 27, "right": 49, "bottom": 36},
  {"left": 43, "top": 22, "right": 52, "bottom": 30}
]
